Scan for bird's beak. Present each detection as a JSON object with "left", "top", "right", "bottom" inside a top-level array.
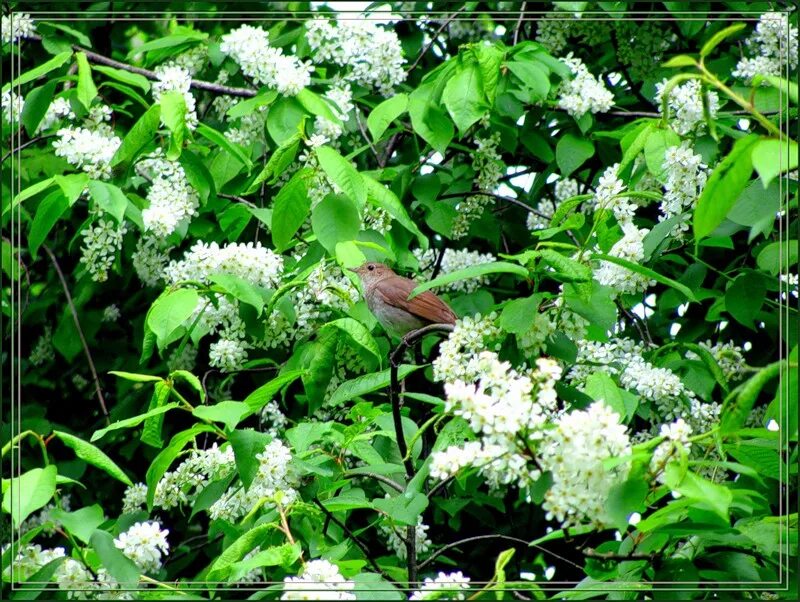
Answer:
[{"left": 347, "top": 267, "right": 358, "bottom": 274}]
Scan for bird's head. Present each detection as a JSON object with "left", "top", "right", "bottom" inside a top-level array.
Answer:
[{"left": 348, "top": 262, "right": 395, "bottom": 286}]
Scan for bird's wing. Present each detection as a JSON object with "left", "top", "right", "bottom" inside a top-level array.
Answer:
[{"left": 375, "top": 277, "right": 457, "bottom": 325}]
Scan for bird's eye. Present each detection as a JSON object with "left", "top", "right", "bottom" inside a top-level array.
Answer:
[{"left": 368, "top": 264, "right": 375, "bottom": 271}]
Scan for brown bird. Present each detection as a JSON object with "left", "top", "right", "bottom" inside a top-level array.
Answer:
[{"left": 349, "top": 262, "right": 457, "bottom": 339}]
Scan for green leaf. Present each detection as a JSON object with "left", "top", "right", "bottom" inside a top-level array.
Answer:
[
  {"left": 644, "top": 128, "right": 681, "bottom": 180},
  {"left": 146, "top": 288, "right": 199, "bottom": 348},
  {"left": 442, "top": 63, "right": 487, "bottom": 134},
  {"left": 751, "top": 138, "right": 799, "bottom": 188},
  {"left": 28, "top": 190, "right": 68, "bottom": 257},
  {"left": 721, "top": 361, "right": 781, "bottom": 435},
  {"left": 127, "top": 33, "right": 206, "bottom": 59},
  {"left": 363, "top": 175, "right": 427, "bottom": 249},
  {"left": 50, "top": 504, "right": 105, "bottom": 544},
  {"left": 756, "top": 240, "right": 798, "bottom": 275},
  {"left": 271, "top": 168, "right": 312, "bottom": 252},
  {"left": 663, "top": 465, "right": 732, "bottom": 520},
  {"left": 662, "top": 55, "right": 698, "bottom": 68},
  {"left": 408, "top": 81, "right": 454, "bottom": 155},
  {"left": 373, "top": 490, "right": 428, "bottom": 526},
  {"left": 12, "top": 557, "right": 67, "bottom": 598},
  {"left": 296, "top": 88, "right": 340, "bottom": 124},
  {"left": 506, "top": 60, "right": 550, "bottom": 101},
  {"left": 618, "top": 122, "right": 655, "bottom": 172},
  {"left": 229, "top": 543, "right": 302, "bottom": 582},
  {"left": 537, "top": 248, "right": 592, "bottom": 282},
  {"left": 140, "top": 380, "right": 171, "bottom": 448},
  {"left": 227, "top": 90, "right": 278, "bottom": 119},
  {"left": 52, "top": 431, "right": 133, "bottom": 486},
  {"left": 111, "top": 104, "right": 161, "bottom": 166},
  {"left": 606, "top": 475, "right": 649, "bottom": 532},
  {"left": 88, "top": 181, "right": 129, "bottom": 224},
  {"left": 21, "top": 81, "right": 58, "bottom": 136},
  {"left": 725, "top": 272, "right": 765, "bottom": 329},
  {"left": 322, "top": 318, "right": 381, "bottom": 365},
  {"left": 145, "top": 425, "right": 215, "bottom": 509},
  {"left": 108, "top": 371, "right": 163, "bottom": 383},
  {"left": 229, "top": 429, "right": 273, "bottom": 489},
  {"left": 700, "top": 23, "right": 746, "bottom": 58},
  {"left": 206, "top": 523, "right": 274, "bottom": 582},
  {"left": 328, "top": 365, "right": 423, "bottom": 406},
  {"left": 267, "top": 96, "right": 306, "bottom": 145},
  {"left": 92, "top": 65, "right": 151, "bottom": 92},
  {"left": 5, "top": 51, "right": 72, "bottom": 90},
  {"left": 90, "top": 530, "right": 140, "bottom": 586},
  {"left": 470, "top": 42, "right": 505, "bottom": 105},
  {"left": 315, "top": 146, "right": 366, "bottom": 208},
  {"left": 75, "top": 52, "right": 98, "bottom": 109},
  {"left": 243, "top": 370, "right": 304, "bottom": 413},
  {"left": 592, "top": 253, "right": 697, "bottom": 301},
  {"left": 91, "top": 403, "right": 180, "bottom": 442},
  {"left": 499, "top": 295, "right": 541, "bottom": 334},
  {"left": 245, "top": 133, "right": 301, "bottom": 192},
  {"left": 556, "top": 133, "right": 595, "bottom": 177},
  {"left": 410, "top": 261, "right": 529, "bottom": 299},
  {"left": 584, "top": 372, "right": 628, "bottom": 419},
  {"left": 209, "top": 272, "right": 265, "bottom": 314},
  {"left": 159, "top": 90, "right": 187, "bottom": 160},
  {"left": 2, "top": 466, "right": 57, "bottom": 528},
  {"left": 367, "top": 93, "right": 408, "bottom": 141},
  {"left": 311, "top": 193, "right": 361, "bottom": 255},
  {"left": 196, "top": 123, "right": 253, "bottom": 171},
  {"left": 193, "top": 401, "right": 251, "bottom": 432},
  {"left": 693, "top": 134, "right": 759, "bottom": 240},
  {"left": 752, "top": 74, "right": 798, "bottom": 105},
  {"left": 54, "top": 173, "right": 89, "bottom": 205}
]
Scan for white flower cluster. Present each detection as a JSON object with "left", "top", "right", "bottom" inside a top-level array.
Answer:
[
  {"left": 1, "top": 12, "right": 35, "bottom": 44},
  {"left": 136, "top": 150, "right": 200, "bottom": 238},
  {"left": 615, "top": 21, "right": 673, "bottom": 80},
  {"left": 292, "top": 261, "right": 359, "bottom": 338},
  {"left": 80, "top": 214, "right": 128, "bottom": 282},
  {"left": 379, "top": 515, "right": 432, "bottom": 560},
  {"left": 113, "top": 521, "right": 169, "bottom": 574},
  {"left": 123, "top": 443, "right": 235, "bottom": 513},
  {"left": 20, "top": 495, "right": 70, "bottom": 536},
  {"left": 535, "top": 15, "right": 607, "bottom": 55},
  {"left": 163, "top": 45, "right": 207, "bottom": 76},
  {"left": 220, "top": 24, "right": 313, "bottom": 96},
  {"left": 432, "top": 313, "right": 502, "bottom": 384},
  {"left": 694, "top": 340, "right": 747, "bottom": 382},
  {"left": 3, "top": 543, "right": 66, "bottom": 581},
  {"left": 567, "top": 338, "right": 693, "bottom": 421},
  {"left": 780, "top": 272, "right": 799, "bottom": 300},
  {"left": 655, "top": 78, "right": 719, "bottom": 136},
  {"left": 413, "top": 247, "right": 496, "bottom": 294},
  {"left": 1, "top": 90, "right": 23, "bottom": 125},
  {"left": 409, "top": 571, "right": 472, "bottom": 601},
  {"left": 650, "top": 418, "right": 693, "bottom": 483},
  {"left": 595, "top": 222, "right": 655, "bottom": 296},
  {"left": 313, "top": 83, "right": 354, "bottom": 142},
  {"left": 306, "top": 18, "right": 406, "bottom": 95},
  {"left": 167, "top": 342, "right": 198, "bottom": 372},
  {"left": 132, "top": 236, "right": 171, "bottom": 287},
  {"left": 260, "top": 399, "right": 288, "bottom": 437},
  {"left": 210, "top": 439, "right": 298, "bottom": 522},
  {"left": 163, "top": 240, "right": 283, "bottom": 371},
  {"left": 102, "top": 304, "right": 121, "bottom": 322},
  {"left": 660, "top": 143, "right": 708, "bottom": 236},
  {"left": 452, "top": 133, "right": 504, "bottom": 239},
  {"left": 593, "top": 163, "right": 635, "bottom": 224},
  {"left": 539, "top": 401, "right": 632, "bottom": 527},
  {"left": 557, "top": 53, "right": 615, "bottom": 118},
  {"left": 152, "top": 65, "right": 198, "bottom": 130},
  {"left": 282, "top": 559, "right": 355, "bottom": 600},
  {"left": 52, "top": 126, "right": 121, "bottom": 180},
  {"left": 29, "top": 326, "right": 55, "bottom": 366},
  {"left": 432, "top": 354, "right": 562, "bottom": 495},
  {"left": 362, "top": 203, "right": 393, "bottom": 234},
  {"left": 37, "top": 98, "right": 75, "bottom": 133},
  {"left": 733, "top": 12, "right": 799, "bottom": 83},
  {"left": 527, "top": 177, "right": 581, "bottom": 231}
]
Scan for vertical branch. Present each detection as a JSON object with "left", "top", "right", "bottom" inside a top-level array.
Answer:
[
  {"left": 43, "top": 246, "right": 110, "bottom": 424},
  {"left": 406, "top": 524, "right": 418, "bottom": 587}
]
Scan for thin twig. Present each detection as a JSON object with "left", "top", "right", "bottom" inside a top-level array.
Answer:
[
  {"left": 428, "top": 475, "right": 455, "bottom": 498},
  {"left": 29, "top": 34, "right": 256, "bottom": 98},
  {"left": 582, "top": 547, "right": 657, "bottom": 560},
  {"left": 406, "top": 7, "right": 467, "bottom": 74},
  {"left": 407, "top": 523, "right": 418, "bottom": 587},
  {"left": 438, "top": 191, "right": 549, "bottom": 218},
  {"left": 513, "top": 2, "right": 527, "bottom": 46},
  {"left": 354, "top": 108, "right": 382, "bottom": 165},
  {"left": 2, "top": 135, "right": 55, "bottom": 164},
  {"left": 217, "top": 193, "right": 258, "bottom": 208},
  {"left": 43, "top": 245, "right": 110, "bottom": 424},
  {"left": 380, "top": 132, "right": 403, "bottom": 167},
  {"left": 312, "top": 497, "right": 388, "bottom": 578},
  {"left": 343, "top": 471, "right": 404, "bottom": 493},
  {"left": 430, "top": 243, "right": 447, "bottom": 280}
]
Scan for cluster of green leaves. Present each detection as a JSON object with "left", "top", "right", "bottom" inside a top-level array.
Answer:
[{"left": 1, "top": 1, "right": 798, "bottom": 600}]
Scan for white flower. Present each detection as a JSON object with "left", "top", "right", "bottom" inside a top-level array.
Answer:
[
  {"left": 167, "top": 342, "right": 198, "bottom": 372},
  {"left": 557, "top": 53, "right": 614, "bottom": 118},
  {"left": 1, "top": 90, "right": 23, "bottom": 125},
  {"left": 693, "top": 340, "right": 746, "bottom": 382},
  {"left": 121, "top": 482, "right": 148, "bottom": 514},
  {"left": 55, "top": 557, "right": 94, "bottom": 598},
  {"left": 539, "top": 401, "right": 631, "bottom": 527},
  {"left": 414, "top": 248, "right": 496, "bottom": 294},
  {"left": 306, "top": 18, "right": 406, "bottom": 95},
  {"left": 30, "top": 326, "right": 55, "bottom": 366},
  {"left": 379, "top": 515, "right": 432, "bottom": 560},
  {"left": 452, "top": 133, "right": 504, "bottom": 238},
  {"left": 593, "top": 163, "right": 636, "bottom": 224},
  {"left": 102, "top": 304, "right": 121, "bottom": 322},
  {"left": 1, "top": 12, "right": 35, "bottom": 44},
  {"left": 163, "top": 45, "right": 207, "bottom": 76},
  {"left": 220, "top": 25, "right": 312, "bottom": 96},
  {"left": 410, "top": 571, "right": 471, "bottom": 600},
  {"left": 660, "top": 143, "right": 708, "bottom": 236},
  {"left": 36, "top": 97, "right": 75, "bottom": 133},
  {"left": 432, "top": 313, "right": 502, "bottom": 384},
  {"left": 282, "top": 559, "right": 355, "bottom": 600},
  {"left": 595, "top": 222, "right": 654, "bottom": 296},
  {"left": 733, "top": 13, "right": 798, "bottom": 83},
  {"left": 260, "top": 400, "right": 288, "bottom": 437},
  {"left": 132, "top": 236, "right": 171, "bottom": 287},
  {"left": 655, "top": 78, "right": 719, "bottom": 136},
  {"left": 52, "top": 126, "right": 121, "bottom": 180},
  {"left": 80, "top": 215, "right": 128, "bottom": 282},
  {"left": 208, "top": 337, "right": 249, "bottom": 372},
  {"left": 650, "top": 418, "right": 693, "bottom": 482},
  {"left": 152, "top": 65, "right": 198, "bottom": 130},
  {"left": 113, "top": 521, "right": 169, "bottom": 574},
  {"left": 3, "top": 544, "right": 65, "bottom": 581},
  {"left": 136, "top": 150, "right": 200, "bottom": 238},
  {"left": 154, "top": 443, "right": 235, "bottom": 510}
]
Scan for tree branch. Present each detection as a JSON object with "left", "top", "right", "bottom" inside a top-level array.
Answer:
[
  {"left": 406, "top": 7, "right": 467, "bottom": 74},
  {"left": 513, "top": 2, "right": 528, "bottom": 46},
  {"left": 343, "top": 471, "right": 404, "bottom": 493},
  {"left": 2, "top": 135, "right": 55, "bottom": 164},
  {"left": 438, "top": 191, "right": 549, "bottom": 218},
  {"left": 43, "top": 245, "right": 110, "bottom": 424}
]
